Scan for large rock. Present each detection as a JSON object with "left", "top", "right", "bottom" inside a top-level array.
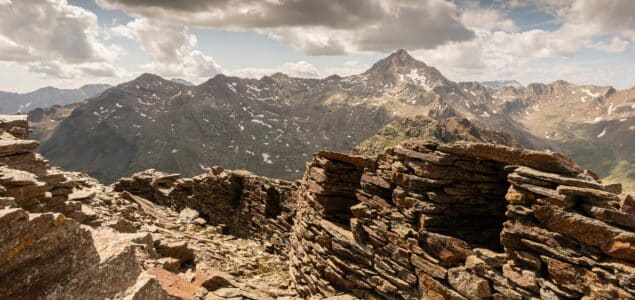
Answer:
[
  {"left": 0, "top": 139, "right": 39, "bottom": 157},
  {"left": 436, "top": 141, "right": 582, "bottom": 174},
  {"left": 0, "top": 208, "right": 160, "bottom": 299},
  {"left": 534, "top": 205, "right": 635, "bottom": 261}
]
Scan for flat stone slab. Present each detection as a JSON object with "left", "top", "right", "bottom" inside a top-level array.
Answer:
[
  {"left": 0, "top": 139, "right": 39, "bottom": 157},
  {"left": 436, "top": 141, "right": 582, "bottom": 175}
]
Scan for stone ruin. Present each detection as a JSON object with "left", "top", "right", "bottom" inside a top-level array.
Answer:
[
  {"left": 289, "top": 140, "right": 634, "bottom": 299},
  {"left": 1, "top": 115, "right": 634, "bottom": 299}
]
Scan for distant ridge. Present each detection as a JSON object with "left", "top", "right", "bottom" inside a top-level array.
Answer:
[{"left": 0, "top": 84, "right": 111, "bottom": 114}]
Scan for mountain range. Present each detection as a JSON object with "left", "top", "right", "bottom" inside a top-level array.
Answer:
[
  {"left": 0, "top": 84, "right": 111, "bottom": 114},
  {"left": 27, "top": 50, "right": 634, "bottom": 191}
]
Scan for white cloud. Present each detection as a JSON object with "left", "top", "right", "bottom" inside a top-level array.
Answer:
[
  {"left": 0, "top": 0, "right": 122, "bottom": 82},
  {"left": 569, "top": 0, "right": 635, "bottom": 39},
  {"left": 98, "top": 0, "right": 474, "bottom": 55},
  {"left": 229, "top": 60, "right": 371, "bottom": 79},
  {"left": 0, "top": 0, "right": 116, "bottom": 63},
  {"left": 412, "top": 0, "right": 634, "bottom": 86},
  {"left": 592, "top": 37, "right": 630, "bottom": 52},
  {"left": 230, "top": 61, "right": 320, "bottom": 79},
  {"left": 113, "top": 18, "right": 221, "bottom": 81},
  {"left": 323, "top": 61, "right": 370, "bottom": 77},
  {"left": 27, "top": 61, "right": 121, "bottom": 79},
  {"left": 460, "top": 8, "right": 518, "bottom": 32}
]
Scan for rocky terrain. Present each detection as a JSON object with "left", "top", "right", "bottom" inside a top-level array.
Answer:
[
  {"left": 2, "top": 115, "right": 634, "bottom": 299},
  {"left": 354, "top": 115, "right": 518, "bottom": 154},
  {"left": 0, "top": 115, "right": 295, "bottom": 299},
  {"left": 27, "top": 50, "right": 634, "bottom": 192},
  {"left": 0, "top": 84, "right": 110, "bottom": 114}
]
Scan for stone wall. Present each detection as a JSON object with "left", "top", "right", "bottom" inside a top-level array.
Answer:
[
  {"left": 114, "top": 167, "right": 297, "bottom": 253},
  {"left": 289, "top": 140, "right": 635, "bottom": 299}
]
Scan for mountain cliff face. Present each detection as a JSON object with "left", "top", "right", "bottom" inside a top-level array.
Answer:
[
  {"left": 0, "top": 84, "right": 111, "bottom": 114},
  {"left": 34, "top": 50, "right": 634, "bottom": 190}
]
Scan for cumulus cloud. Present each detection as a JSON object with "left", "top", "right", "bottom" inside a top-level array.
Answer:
[
  {"left": 27, "top": 61, "right": 120, "bottom": 79},
  {"left": 412, "top": 0, "right": 633, "bottom": 84},
  {"left": 97, "top": 0, "right": 474, "bottom": 55},
  {"left": 323, "top": 61, "right": 370, "bottom": 77},
  {"left": 113, "top": 18, "right": 221, "bottom": 80},
  {"left": 0, "top": 0, "right": 116, "bottom": 63},
  {"left": 460, "top": 8, "right": 518, "bottom": 32},
  {"left": 569, "top": 0, "right": 635, "bottom": 38},
  {"left": 230, "top": 61, "right": 320, "bottom": 79},
  {"left": 592, "top": 37, "right": 630, "bottom": 52},
  {"left": 0, "top": 0, "right": 122, "bottom": 81}
]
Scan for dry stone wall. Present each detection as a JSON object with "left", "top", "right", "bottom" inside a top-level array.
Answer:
[
  {"left": 289, "top": 140, "right": 635, "bottom": 299},
  {"left": 114, "top": 167, "right": 297, "bottom": 253}
]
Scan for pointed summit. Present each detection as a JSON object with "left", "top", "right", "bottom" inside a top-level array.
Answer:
[
  {"left": 367, "top": 49, "right": 423, "bottom": 74},
  {"left": 363, "top": 49, "right": 449, "bottom": 87},
  {"left": 386, "top": 49, "right": 419, "bottom": 66}
]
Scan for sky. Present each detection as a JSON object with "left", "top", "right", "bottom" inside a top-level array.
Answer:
[{"left": 0, "top": 0, "right": 634, "bottom": 93}]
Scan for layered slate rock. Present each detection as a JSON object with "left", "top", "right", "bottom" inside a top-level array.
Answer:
[
  {"left": 0, "top": 115, "right": 29, "bottom": 139},
  {"left": 0, "top": 208, "right": 166, "bottom": 299},
  {"left": 289, "top": 140, "right": 635, "bottom": 299},
  {"left": 0, "top": 116, "right": 86, "bottom": 220}
]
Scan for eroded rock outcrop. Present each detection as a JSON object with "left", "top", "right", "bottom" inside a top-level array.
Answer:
[
  {"left": 0, "top": 116, "right": 294, "bottom": 299},
  {"left": 289, "top": 140, "right": 635, "bottom": 299}
]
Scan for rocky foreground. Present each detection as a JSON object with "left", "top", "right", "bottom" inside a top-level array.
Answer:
[{"left": 1, "top": 115, "right": 635, "bottom": 299}]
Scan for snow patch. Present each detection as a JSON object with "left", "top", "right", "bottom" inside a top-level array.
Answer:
[
  {"left": 262, "top": 153, "right": 273, "bottom": 164},
  {"left": 171, "top": 148, "right": 178, "bottom": 154},
  {"left": 582, "top": 88, "right": 600, "bottom": 98},
  {"left": 597, "top": 128, "right": 606, "bottom": 138},
  {"left": 251, "top": 119, "right": 272, "bottom": 128},
  {"left": 584, "top": 117, "right": 603, "bottom": 124},
  {"left": 406, "top": 69, "right": 433, "bottom": 92}
]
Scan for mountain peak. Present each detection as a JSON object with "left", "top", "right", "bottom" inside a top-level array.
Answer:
[
  {"left": 383, "top": 49, "right": 421, "bottom": 68},
  {"left": 135, "top": 73, "right": 166, "bottom": 83},
  {"left": 389, "top": 49, "right": 416, "bottom": 62},
  {"left": 365, "top": 49, "right": 428, "bottom": 76}
]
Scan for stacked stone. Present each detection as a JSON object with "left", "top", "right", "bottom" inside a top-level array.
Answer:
[
  {"left": 234, "top": 171, "right": 296, "bottom": 252},
  {"left": 114, "top": 166, "right": 297, "bottom": 251},
  {"left": 183, "top": 168, "right": 243, "bottom": 228},
  {"left": 382, "top": 140, "right": 509, "bottom": 247},
  {"left": 0, "top": 117, "right": 81, "bottom": 218},
  {"left": 290, "top": 140, "right": 635, "bottom": 300},
  {"left": 290, "top": 151, "right": 394, "bottom": 298},
  {"left": 493, "top": 165, "right": 635, "bottom": 299},
  {"left": 303, "top": 150, "right": 375, "bottom": 225}
]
